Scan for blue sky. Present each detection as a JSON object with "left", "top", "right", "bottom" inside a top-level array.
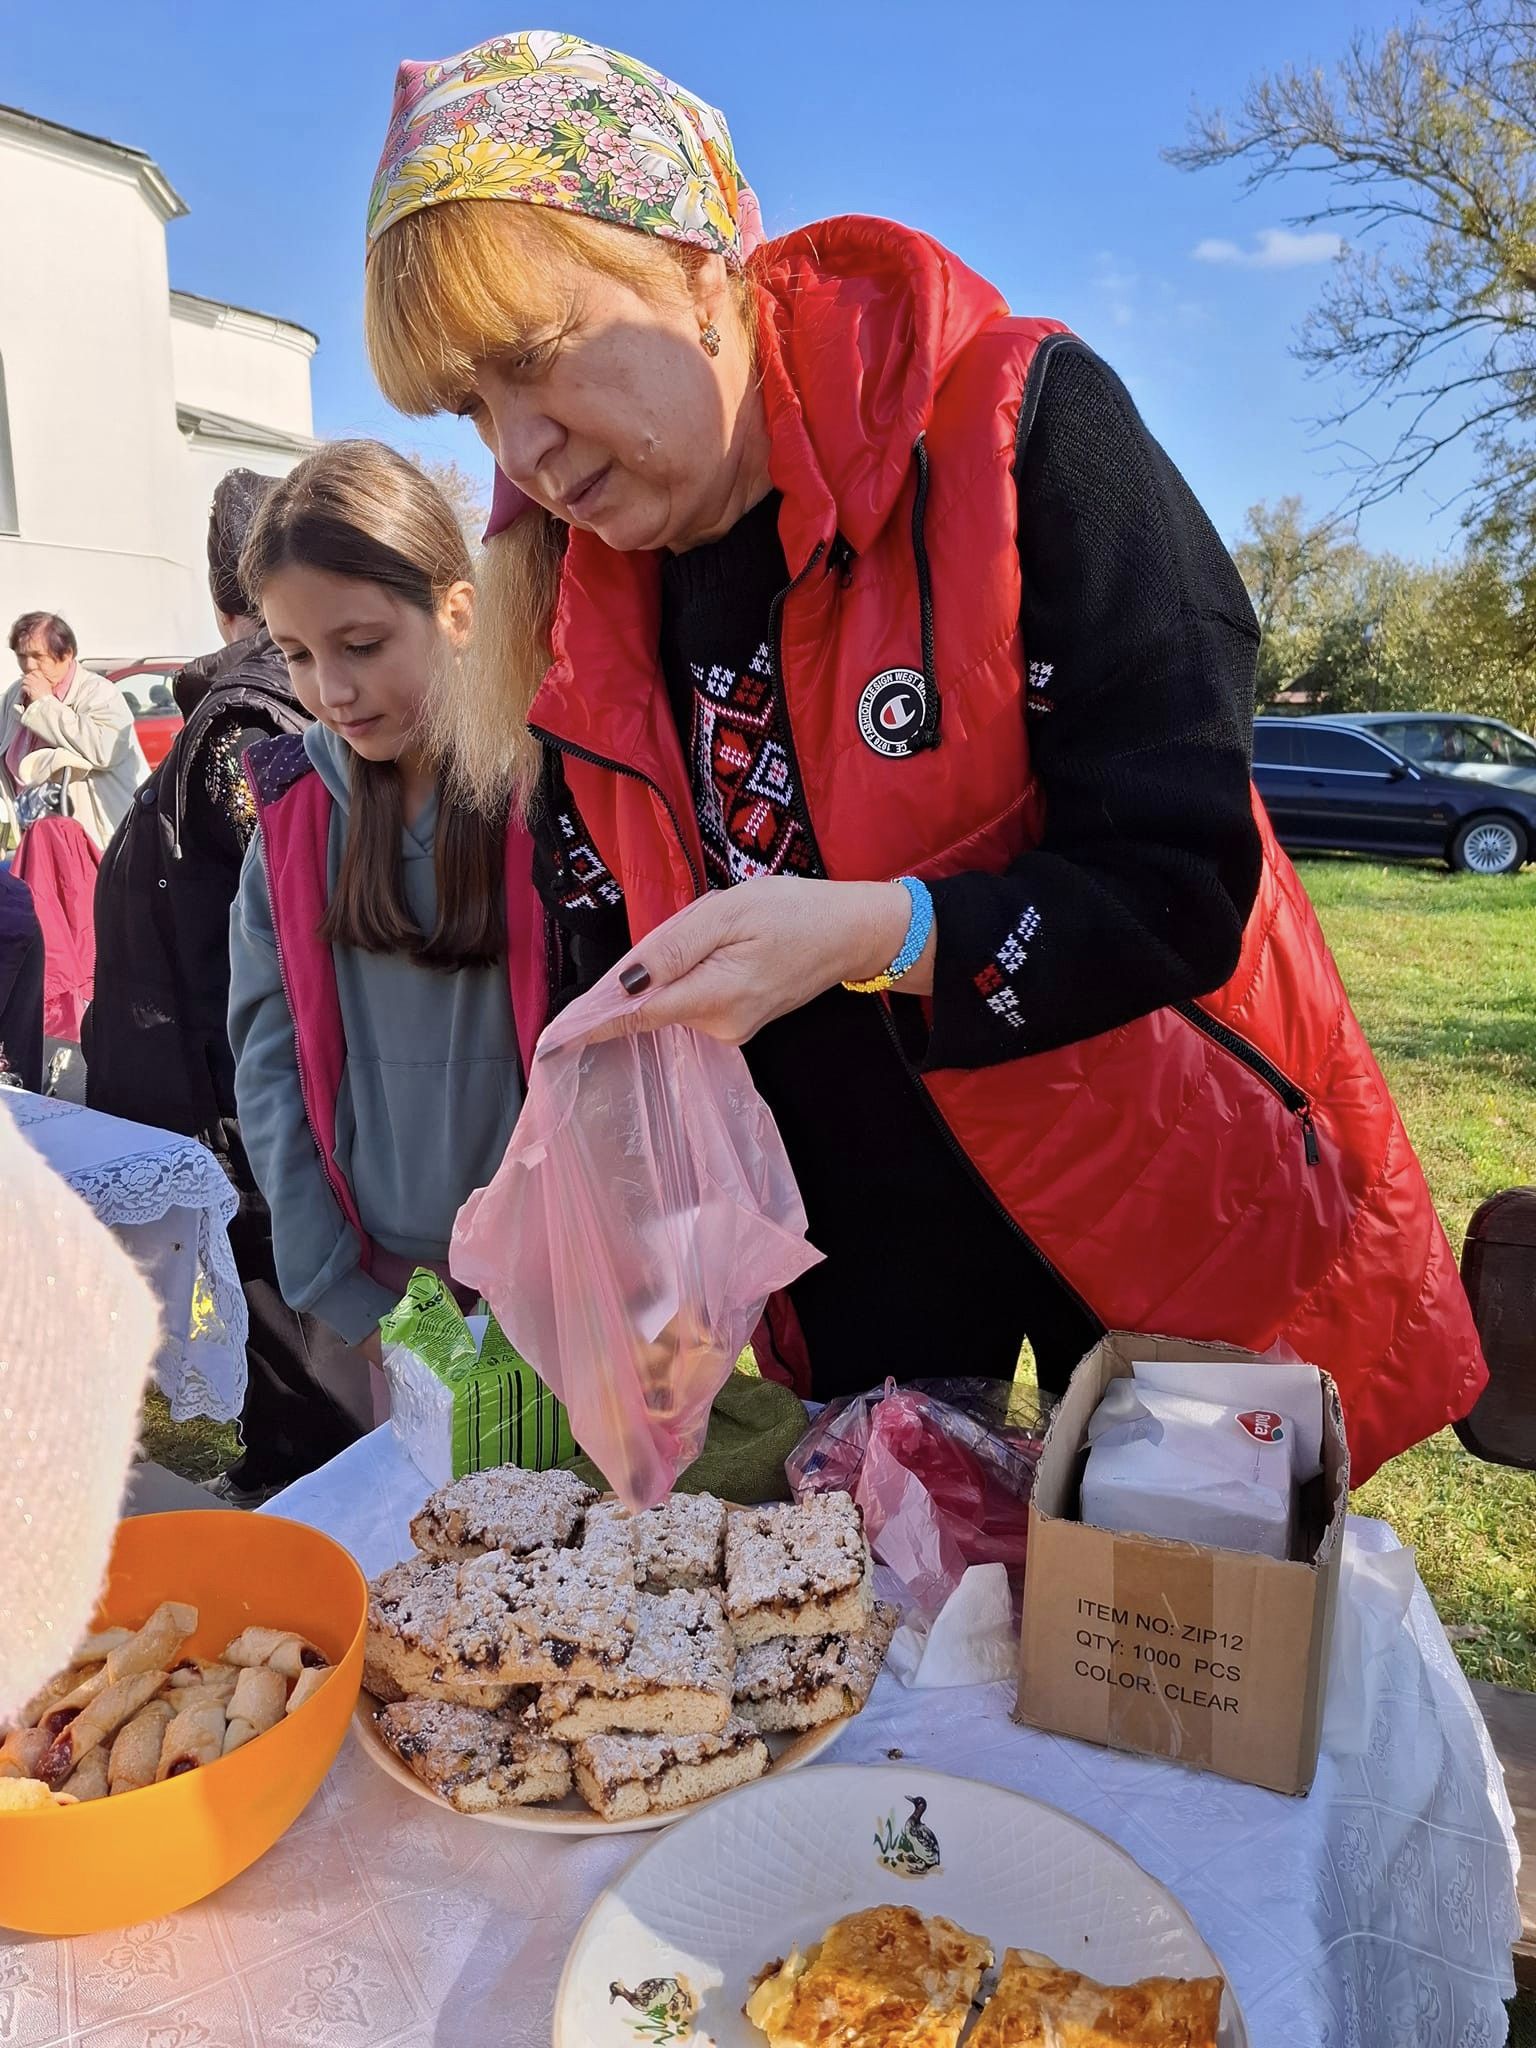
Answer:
[{"left": 8, "top": 0, "right": 1472, "bottom": 558}]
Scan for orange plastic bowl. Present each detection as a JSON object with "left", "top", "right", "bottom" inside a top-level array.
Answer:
[{"left": 0, "top": 1511, "right": 366, "bottom": 1936}]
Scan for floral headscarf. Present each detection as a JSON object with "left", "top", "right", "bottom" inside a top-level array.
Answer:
[{"left": 367, "top": 29, "right": 763, "bottom": 267}]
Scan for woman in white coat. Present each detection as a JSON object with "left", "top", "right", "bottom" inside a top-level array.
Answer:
[{"left": 0, "top": 612, "right": 147, "bottom": 854}]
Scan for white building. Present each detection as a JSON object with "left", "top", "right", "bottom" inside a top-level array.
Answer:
[{"left": 0, "top": 103, "right": 316, "bottom": 657}]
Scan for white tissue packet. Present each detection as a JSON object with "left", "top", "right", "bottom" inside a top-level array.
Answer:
[
  {"left": 384, "top": 1344, "right": 458, "bottom": 1492},
  {"left": 1081, "top": 1376, "right": 1306, "bottom": 1560},
  {"left": 1129, "top": 1357, "right": 1325, "bottom": 1480},
  {"left": 887, "top": 1563, "right": 1017, "bottom": 1689}
]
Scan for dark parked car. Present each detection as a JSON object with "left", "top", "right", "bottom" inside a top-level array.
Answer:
[
  {"left": 1312, "top": 711, "right": 1536, "bottom": 780},
  {"left": 1254, "top": 717, "right": 1536, "bottom": 875}
]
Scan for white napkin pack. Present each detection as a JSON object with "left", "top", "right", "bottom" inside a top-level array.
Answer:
[
  {"left": 1080, "top": 1359, "right": 1325, "bottom": 1561},
  {"left": 886, "top": 1563, "right": 1018, "bottom": 1689}
]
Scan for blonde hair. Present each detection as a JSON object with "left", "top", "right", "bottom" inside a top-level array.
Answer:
[{"left": 364, "top": 199, "right": 755, "bottom": 814}]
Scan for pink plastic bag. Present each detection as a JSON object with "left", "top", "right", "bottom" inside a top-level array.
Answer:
[
  {"left": 788, "top": 1378, "right": 1049, "bottom": 1614},
  {"left": 450, "top": 979, "right": 823, "bottom": 1510}
]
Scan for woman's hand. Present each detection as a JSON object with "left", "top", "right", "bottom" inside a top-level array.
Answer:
[{"left": 584, "top": 876, "right": 932, "bottom": 1046}]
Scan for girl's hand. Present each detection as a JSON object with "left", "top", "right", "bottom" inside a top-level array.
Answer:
[{"left": 584, "top": 877, "right": 932, "bottom": 1046}]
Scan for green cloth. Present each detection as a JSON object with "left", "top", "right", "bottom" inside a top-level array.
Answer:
[{"left": 560, "top": 1371, "right": 808, "bottom": 1505}]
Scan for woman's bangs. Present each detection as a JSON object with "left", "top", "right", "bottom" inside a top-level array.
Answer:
[{"left": 364, "top": 202, "right": 569, "bottom": 417}]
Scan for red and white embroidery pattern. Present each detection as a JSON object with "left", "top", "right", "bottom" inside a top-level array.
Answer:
[
  {"left": 551, "top": 806, "right": 625, "bottom": 915},
  {"left": 971, "top": 904, "right": 1042, "bottom": 1030},
  {"left": 686, "top": 641, "right": 819, "bottom": 888}
]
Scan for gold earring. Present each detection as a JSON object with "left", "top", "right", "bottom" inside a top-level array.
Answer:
[{"left": 699, "top": 322, "right": 722, "bottom": 358}]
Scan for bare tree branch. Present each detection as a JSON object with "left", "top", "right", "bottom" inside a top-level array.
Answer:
[{"left": 1168, "top": 2, "right": 1536, "bottom": 549}]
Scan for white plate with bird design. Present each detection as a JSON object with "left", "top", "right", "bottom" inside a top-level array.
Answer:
[{"left": 555, "top": 1763, "right": 1249, "bottom": 2044}]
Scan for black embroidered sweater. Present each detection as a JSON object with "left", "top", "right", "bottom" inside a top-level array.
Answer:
[{"left": 533, "top": 342, "right": 1262, "bottom": 1396}]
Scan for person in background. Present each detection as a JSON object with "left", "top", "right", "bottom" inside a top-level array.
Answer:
[
  {"left": 0, "top": 867, "right": 44, "bottom": 1090},
  {"left": 361, "top": 30, "right": 1485, "bottom": 1483},
  {"left": 229, "top": 441, "right": 543, "bottom": 1417},
  {"left": 87, "top": 470, "right": 371, "bottom": 1504},
  {"left": 0, "top": 612, "right": 147, "bottom": 853}
]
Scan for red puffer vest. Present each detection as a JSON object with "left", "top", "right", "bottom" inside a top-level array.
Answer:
[
  {"left": 247, "top": 734, "right": 545, "bottom": 1272},
  {"left": 527, "top": 215, "right": 1485, "bottom": 1483}
]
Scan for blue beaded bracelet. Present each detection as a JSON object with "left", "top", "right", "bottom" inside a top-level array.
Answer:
[{"left": 843, "top": 876, "right": 934, "bottom": 993}]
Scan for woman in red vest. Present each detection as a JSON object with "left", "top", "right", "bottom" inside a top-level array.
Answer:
[
  {"left": 228, "top": 442, "right": 543, "bottom": 1407},
  {"left": 362, "top": 32, "right": 1483, "bottom": 1481}
]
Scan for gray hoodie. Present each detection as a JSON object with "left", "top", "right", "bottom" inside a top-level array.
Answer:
[{"left": 229, "top": 722, "right": 522, "bottom": 1341}]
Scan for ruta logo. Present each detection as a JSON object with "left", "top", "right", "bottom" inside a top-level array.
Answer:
[{"left": 1237, "top": 1409, "right": 1285, "bottom": 1444}]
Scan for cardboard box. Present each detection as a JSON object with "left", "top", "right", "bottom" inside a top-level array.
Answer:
[{"left": 1014, "top": 1333, "right": 1348, "bottom": 1795}]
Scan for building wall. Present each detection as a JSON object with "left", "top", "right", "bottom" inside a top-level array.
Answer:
[
  {"left": 178, "top": 435, "right": 303, "bottom": 618},
  {"left": 0, "top": 119, "right": 193, "bottom": 650},
  {"left": 0, "top": 117, "right": 315, "bottom": 660},
  {"left": 170, "top": 296, "right": 315, "bottom": 438}
]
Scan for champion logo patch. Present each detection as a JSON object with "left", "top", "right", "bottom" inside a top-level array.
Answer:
[{"left": 857, "top": 669, "right": 927, "bottom": 757}]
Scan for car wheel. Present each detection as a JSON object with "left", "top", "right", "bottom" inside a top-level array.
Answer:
[{"left": 1449, "top": 814, "right": 1528, "bottom": 875}]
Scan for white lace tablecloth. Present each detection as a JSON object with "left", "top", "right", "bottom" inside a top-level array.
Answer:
[
  {"left": 1, "top": 1091, "right": 247, "bottom": 1423},
  {"left": 0, "top": 1427, "right": 1518, "bottom": 2048}
]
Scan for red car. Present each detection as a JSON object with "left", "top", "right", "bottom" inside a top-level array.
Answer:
[{"left": 83, "top": 658, "right": 189, "bottom": 770}]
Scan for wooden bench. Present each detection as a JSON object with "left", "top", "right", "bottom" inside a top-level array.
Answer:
[
  {"left": 1470, "top": 1681, "right": 1536, "bottom": 1991},
  {"left": 1457, "top": 1189, "right": 1536, "bottom": 1987}
]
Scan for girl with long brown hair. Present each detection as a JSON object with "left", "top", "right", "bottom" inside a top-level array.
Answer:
[{"left": 228, "top": 441, "right": 543, "bottom": 1385}]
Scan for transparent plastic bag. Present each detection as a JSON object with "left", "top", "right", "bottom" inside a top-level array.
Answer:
[
  {"left": 788, "top": 1377, "right": 1050, "bottom": 1613},
  {"left": 450, "top": 979, "right": 822, "bottom": 1510}
]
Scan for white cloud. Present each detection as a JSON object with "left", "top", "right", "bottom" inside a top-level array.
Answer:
[{"left": 1192, "top": 227, "right": 1343, "bottom": 269}]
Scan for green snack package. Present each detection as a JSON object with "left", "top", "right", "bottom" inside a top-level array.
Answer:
[
  {"left": 466, "top": 1311, "right": 578, "bottom": 1475},
  {"left": 379, "top": 1270, "right": 478, "bottom": 1375},
  {"left": 379, "top": 1271, "right": 577, "bottom": 1487}
]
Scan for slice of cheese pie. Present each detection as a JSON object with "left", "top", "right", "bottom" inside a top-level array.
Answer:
[
  {"left": 968, "top": 1948, "right": 1224, "bottom": 2047},
  {"left": 745, "top": 1904, "right": 992, "bottom": 2048}
]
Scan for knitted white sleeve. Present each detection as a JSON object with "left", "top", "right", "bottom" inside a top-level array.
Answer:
[{"left": 0, "top": 1105, "right": 158, "bottom": 1725}]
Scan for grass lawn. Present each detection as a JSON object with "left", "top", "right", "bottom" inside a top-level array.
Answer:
[
  {"left": 144, "top": 856, "right": 1536, "bottom": 1690},
  {"left": 1297, "top": 859, "right": 1536, "bottom": 1693}
]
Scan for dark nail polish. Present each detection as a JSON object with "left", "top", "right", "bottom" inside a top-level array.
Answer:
[{"left": 619, "top": 962, "right": 651, "bottom": 995}]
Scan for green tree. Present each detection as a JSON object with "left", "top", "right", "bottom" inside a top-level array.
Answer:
[
  {"left": 1379, "top": 551, "right": 1536, "bottom": 723},
  {"left": 1169, "top": 2, "right": 1536, "bottom": 549},
  {"left": 1234, "top": 498, "right": 1536, "bottom": 726},
  {"left": 1233, "top": 498, "right": 1382, "bottom": 708}
]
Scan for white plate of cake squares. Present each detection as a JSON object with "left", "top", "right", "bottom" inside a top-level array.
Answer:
[{"left": 351, "top": 1466, "right": 899, "bottom": 1833}]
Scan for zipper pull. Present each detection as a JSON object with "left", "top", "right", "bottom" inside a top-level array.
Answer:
[
  {"left": 827, "top": 534, "right": 856, "bottom": 587},
  {"left": 1299, "top": 1107, "right": 1320, "bottom": 1168}
]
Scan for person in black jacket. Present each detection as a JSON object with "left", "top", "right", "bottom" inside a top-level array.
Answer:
[
  {"left": 0, "top": 867, "right": 43, "bottom": 1091},
  {"left": 87, "top": 469, "right": 370, "bottom": 1499}
]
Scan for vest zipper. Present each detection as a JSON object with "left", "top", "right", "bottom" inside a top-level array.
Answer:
[
  {"left": 1175, "top": 1002, "right": 1320, "bottom": 1166},
  {"left": 527, "top": 726, "right": 706, "bottom": 899},
  {"left": 530, "top": 538, "right": 831, "bottom": 909},
  {"left": 872, "top": 1000, "right": 1101, "bottom": 1325},
  {"left": 909, "top": 434, "right": 942, "bottom": 750},
  {"left": 763, "top": 539, "right": 827, "bottom": 860}
]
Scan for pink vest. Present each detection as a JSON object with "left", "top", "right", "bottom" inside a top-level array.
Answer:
[{"left": 250, "top": 742, "right": 543, "bottom": 1273}]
